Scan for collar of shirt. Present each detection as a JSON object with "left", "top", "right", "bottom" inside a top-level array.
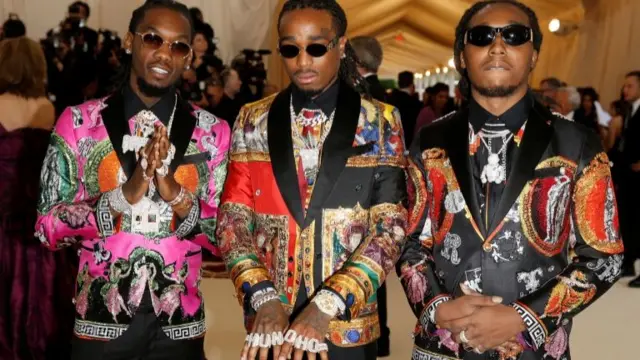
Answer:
[
  {"left": 123, "top": 85, "right": 177, "bottom": 126},
  {"left": 291, "top": 80, "right": 339, "bottom": 117},
  {"left": 469, "top": 91, "right": 533, "bottom": 133},
  {"left": 632, "top": 97, "right": 640, "bottom": 117}
]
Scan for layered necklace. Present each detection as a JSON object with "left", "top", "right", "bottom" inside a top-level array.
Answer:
[
  {"left": 289, "top": 95, "right": 335, "bottom": 182},
  {"left": 478, "top": 123, "right": 513, "bottom": 185}
]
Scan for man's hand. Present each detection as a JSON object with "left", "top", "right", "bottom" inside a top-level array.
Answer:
[
  {"left": 278, "top": 303, "right": 331, "bottom": 360},
  {"left": 241, "top": 300, "right": 289, "bottom": 360},
  {"left": 154, "top": 126, "right": 181, "bottom": 203},
  {"left": 446, "top": 305, "right": 526, "bottom": 353},
  {"left": 121, "top": 131, "right": 161, "bottom": 205},
  {"left": 434, "top": 284, "right": 503, "bottom": 332}
]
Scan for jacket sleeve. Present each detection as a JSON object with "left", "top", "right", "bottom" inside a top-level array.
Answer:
[
  {"left": 511, "top": 133, "right": 624, "bottom": 350},
  {"left": 177, "top": 117, "right": 231, "bottom": 255},
  {"left": 322, "top": 106, "right": 409, "bottom": 320},
  {"left": 216, "top": 108, "right": 275, "bottom": 311},
  {"left": 395, "top": 135, "right": 452, "bottom": 334},
  {"left": 35, "top": 106, "right": 115, "bottom": 250}
]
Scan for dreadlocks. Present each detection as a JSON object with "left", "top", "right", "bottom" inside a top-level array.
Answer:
[
  {"left": 278, "top": 0, "right": 371, "bottom": 99},
  {"left": 453, "top": 0, "right": 543, "bottom": 98},
  {"left": 112, "top": 0, "right": 194, "bottom": 92}
]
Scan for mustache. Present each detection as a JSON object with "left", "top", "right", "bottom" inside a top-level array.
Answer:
[{"left": 294, "top": 70, "right": 319, "bottom": 77}]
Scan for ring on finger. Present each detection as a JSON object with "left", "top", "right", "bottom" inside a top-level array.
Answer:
[
  {"left": 251, "top": 333, "right": 262, "bottom": 348},
  {"left": 474, "top": 347, "right": 484, "bottom": 354},
  {"left": 284, "top": 329, "right": 297, "bottom": 344},
  {"left": 294, "top": 335, "right": 309, "bottom": 350},
  {"left": 459, "top": 330, "right": 469, "bottom": 343},
  {"left": 271, "top": 331, "right": 284, "bottom": 346},
  {"left": 258, "top": 334, "right": 271, "bottom": 348}
]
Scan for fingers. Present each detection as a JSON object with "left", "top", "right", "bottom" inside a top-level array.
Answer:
[
  {"left": 246, "top": 322, "right": 264, "bottom": 360},
  {"left": 258, "top": 346, "right": 269, "bottom": 360},
  {"left": 278, "top": 340, "right": 293, "bottom": 360},
  {"left": 240, "top": 335, "right": 252, "bottom": 360},
  {"left": 306, "top": 352, "right": 316, "bottom": 360},
  {"left": 441, "top": 317, "right": 471, "bottom": 333},
  {"left": 272, "top": 345, "right": 282, "bottom": 360},
  {"left": 292, "top": 349, "right": 304, "bottom": 360},
  {"left": 319, "top": 351, "right": 329, "bottom": 360},
  {"left": 465, "top": 293, "right": 503, "bottom": 307}
]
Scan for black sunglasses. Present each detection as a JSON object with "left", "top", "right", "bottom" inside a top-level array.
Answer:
[
  {"left": 135, "top": 32, "right": 192, "bottom": 58},
  {"left": 278, "top": 37, "right": 339, "bottom": 59},
  {"left": 465, "top": 24, "right": 533, "bottom": 47}
]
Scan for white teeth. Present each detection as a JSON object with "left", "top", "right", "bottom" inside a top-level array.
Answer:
[{"left": 152, "top": 67, "right": 169, "bottom": 75}]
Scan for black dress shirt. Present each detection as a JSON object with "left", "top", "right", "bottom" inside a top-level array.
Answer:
[
  {"left": 123, "top": 85, "right": 177, "bottom": 126},
  {"left": 291, "top": 79, "right": 340, "bottom": 117}
]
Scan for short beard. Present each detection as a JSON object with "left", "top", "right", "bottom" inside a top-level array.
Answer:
[
  {"left": 299, "top": 88, "right": 323, "bottom": 98},
  {"left": 137, "top": 76, "right": 171, "bottom": 98},
  {"left": 472, "top": 84, "right": 519, "bottom": 98}
]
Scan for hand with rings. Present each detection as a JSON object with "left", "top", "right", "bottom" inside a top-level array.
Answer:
[
  {"left": 241, "top": 299, "right": 289, "bottom": 360},
  {"left": 278, "top": 303, "right": 332, "bottom": 360}
]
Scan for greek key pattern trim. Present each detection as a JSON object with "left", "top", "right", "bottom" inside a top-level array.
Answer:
[
  {"left": 97, "top": 194, "right": 115, "bottom": 237},
  {"left": 74, "top": 320, "right": 127, "bottom": 340},
  {"left": 412, "top": 346, "right": 459, "bottom": 360},
  {"left": 74, "top": 319, "right": 206, "bottom": 341},
  {"left": 420, "top": 295, "right": 451, "bottom": 327},
  {"left": 512, "top": 302, "right": 547, "bottom": 349},
  {"left": 175, "top": 197, "right": 200, "bottom": 239},
  {"left": 162, "top": 319, "right": 207, "bottom": 340}
]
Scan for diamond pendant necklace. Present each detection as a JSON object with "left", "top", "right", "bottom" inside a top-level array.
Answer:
[{"left": 478, "top": 128, "right": 513, "bottom": 184}]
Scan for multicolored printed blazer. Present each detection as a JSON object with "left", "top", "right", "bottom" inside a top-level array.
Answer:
[
  {"left": 35, "top": 92, "right": 230, "bottom": 342},
  {"left": 399, "top": 101, "right": 624, "bottom": 360},
  {"left": 216, "top": 82, "right": 408, "bottom": 347}
]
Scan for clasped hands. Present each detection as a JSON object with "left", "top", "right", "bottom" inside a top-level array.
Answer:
[
  {"left": 434, "top": 284, "right": 526, "bottom": 355},
  {"left": 241, "top": 299, "right": 332, "bottom": 360},
  {"left": 122, "top": 125, "right": 181, "bottom": 205}
]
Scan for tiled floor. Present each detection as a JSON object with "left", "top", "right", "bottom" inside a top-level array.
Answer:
[{"left": 201, "top": 273, "right": 640, "bottom": 359}]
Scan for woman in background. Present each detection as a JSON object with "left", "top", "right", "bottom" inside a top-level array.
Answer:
[{"left": 0, "top": 37, "right": 75, "bottom": 360}]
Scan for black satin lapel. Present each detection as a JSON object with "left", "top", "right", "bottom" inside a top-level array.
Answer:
[
  {"left": 169, "top": 98, "right": 197, "bottom": 172},
  {"left": 304, "top": 83, "right": 361, "bottom": 228},
  {"left": 443, "top": 108, "right": 486, "bottom": 236},
  {"left": 102, "top": 92, "right": 137, "bottom": 178},
  {"left": 489, "top": 103, "right": 553, "bottom": 232},
  {"left": 268, "top": 87, "right": 305, "bottom": 227}
]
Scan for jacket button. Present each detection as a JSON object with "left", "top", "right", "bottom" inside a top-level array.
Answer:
[
  {"left": 483, "top": 243, "right": 492, "bottom": 252},
  {"left": 288, "top": 256, "right": 294, "bottom": 263},
  {"left": 374, "top": 173, "right": 381, "bottom": 180},
  {"left": 355, "top": 184, "right": 362, "bottom": 192}
]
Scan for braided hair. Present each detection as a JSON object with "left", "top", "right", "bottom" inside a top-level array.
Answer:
[
  {"left": 278, "top": 0, "right": 370, "bottom": 98},
  {"left": 112, "top": 0, "right": 194, "bottom": 92},
  {"left": 453, "top": 0, "right": 543, "bottom": 99}
]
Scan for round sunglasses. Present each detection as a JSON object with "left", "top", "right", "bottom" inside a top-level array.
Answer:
[
  {"left": 464, "top": 24, "right": 533, "bottom": 47},
  {"left": 278, "top": 37, "right": 339, "bottom": 59},
  {"left": 135, "top": 32, "right": 192, "bottom": 58}
]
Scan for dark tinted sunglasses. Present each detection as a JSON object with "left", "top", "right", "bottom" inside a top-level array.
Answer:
[
  {"left": 135, "top": 32, "right": 192, "bottom": 58},
  {"left": 465, "top": 24, "right": 533, "bottom": 47},
  {"left": 278, "top": 37, "right": 339, "bottom": 59}
]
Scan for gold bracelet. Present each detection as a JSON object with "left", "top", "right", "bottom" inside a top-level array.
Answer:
[{"left": 167, "top": 187, "right": 185, "bottom": 207}]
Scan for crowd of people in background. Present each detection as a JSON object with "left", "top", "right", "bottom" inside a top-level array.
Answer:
[{"left": 0, "top": 1, "right": 277, "bottom": 126}]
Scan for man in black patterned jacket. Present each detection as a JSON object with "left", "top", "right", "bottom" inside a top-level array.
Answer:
[{"left": 398, "top": 1, "right": 624, "bottom": 359}]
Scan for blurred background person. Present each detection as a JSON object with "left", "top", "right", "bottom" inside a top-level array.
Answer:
[
  {"left": 0, "top": 14, "right": 26, "bottom": 40},
  {"left": 387, "top": 70, "right": 422, "bottom": 146},
  {"left": 414, "top": 82, "right": 451, "bottom": 134},
  {"left": 0, "top": 36, "right": 76, "bottom": 360},
  {"left": 574, "top": 87, "right": 601, "bottom": 134},
  {"left": 212, "top": 67, "right": 243, "bottom": 129},
  {"left": 351, "top": 35, "right": 387, "bottom": 103}
]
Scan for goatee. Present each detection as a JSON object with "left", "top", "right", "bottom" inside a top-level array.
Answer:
[
  {"left": 137, "top": 76, "right": 171, "bottom": 98},
  {"left": 472, "top": 84, "right": 519, "bottom": 98}
]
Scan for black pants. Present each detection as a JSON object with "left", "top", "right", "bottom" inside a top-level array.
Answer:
[
  {"left": 377, "top": 282, "right": 389, "bottom": 339},
  {"left": 71, "top": 312, "right": 205, "bottom": 360},
  {"left": 620, "top": 172, "right": 640, "bottom": 269}
]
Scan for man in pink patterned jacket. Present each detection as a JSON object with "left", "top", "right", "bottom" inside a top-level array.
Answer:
[{"left": 34, "top": 1, "right": 230, "bottom": 359}]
